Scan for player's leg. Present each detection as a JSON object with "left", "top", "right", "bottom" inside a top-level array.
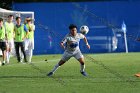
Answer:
[
  {"left": 20, "top": 42, "right": 27, "bottom": 62},
  {"left": 20, "top": 51, "right": 24, "bottom": 63},
  {"left": 28, "top": 39, "right": 34, "bottom": 63},
  {"left": 9, "top": 40, "right": 15, "bottom": 62},
  {"left": 47, "top": 60, "right": 66, "bottom": 76},
  {"left": 10, "top": 41, "right": 16, "bottom": 57},
  {"left": 78, "top": 58, "right": 85, "bottom": 72},
  {"left": 1, "top": 42, "right": 6, "bottom": 65},
  {"left": 6, "top": 40, "right": 14, "bottom": 63},
  {"left": 6, "top": 42, "right": 10, "bottom": 63},
  {"left": 28, "top": 48, "right": 33, "bottom": 62},
  {"left": 77, "top": 58, "right": 88, "bottom": 76},
  {"left": 24, "top": 38, "right": 29, "bottom": 51},
  {"left": 21, "top": 39, "right": 28, "bottom": 62},
  {"left": 15, "top": 42, "right": 20, "bottom": 62},
  {"left": 47, "top": 51, "right": 71, "bottom": 76},
  {"left": 2, "top": 50, "right": 6, "bottom": 65},
  {"left": 75, "top": 51, "right": 87, "bottom": 76}
]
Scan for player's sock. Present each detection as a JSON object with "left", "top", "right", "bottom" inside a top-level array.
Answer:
[
  {"left": 6, "top": 51, "right": 9, "bottom": 63},
  {"left": 28, "top": 56, "right": 31, "bottom": 63},
  {"left": 80, "top": 64, "right": 85, "bottom": 72},
  {"left": 28, "top": 49, "right": 33, "bottom": 62},
  {"left": 8, "top": 52, "right": 11, "bottom": 63},
  {"left": 2, "top": 61, "right": 5, "bottom": 66},
  {"left": 8, "top": 52, "right": 11, "bottom": 62},
  {"left": 2, "top": 60, "right": 5, "bottom": 65},
  {"left": 51, "top": 64, "right": 60, "bottom": 73},
  {"left": 20, "top": 53, "right": 24, "bottom": 63}
]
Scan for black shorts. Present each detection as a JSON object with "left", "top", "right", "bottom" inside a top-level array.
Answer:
[{"left": 0, "top": 42, "right": 6, "bottom": 51}]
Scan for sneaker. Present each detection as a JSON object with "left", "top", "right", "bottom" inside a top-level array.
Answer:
[
  {"left": 81, "top": 71, "right": 88, "bottom": 76},
  {"left": 47, "top": 72, "right": 54, "bottom": 76}
]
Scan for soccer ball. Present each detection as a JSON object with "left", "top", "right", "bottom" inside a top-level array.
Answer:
[{"left": 80, "top": 25, "right": 89, "bottom": 35}]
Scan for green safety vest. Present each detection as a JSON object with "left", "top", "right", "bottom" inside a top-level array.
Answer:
[
  {"left": 14, "top": 24, "right": 25, "bottom": 42},
  {"left": 0, "top": 26, "right": 5, "bottom": 41},
  {"left": 26, "top": 24, "right": 34, "bottom": 40},
  {"left": 5, "top": 22, "right": 14, "bottom": 40}
]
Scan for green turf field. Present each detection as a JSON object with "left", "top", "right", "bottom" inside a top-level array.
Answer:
[{"left": 0, "top": 53, "right": 140, "bottom": 93}]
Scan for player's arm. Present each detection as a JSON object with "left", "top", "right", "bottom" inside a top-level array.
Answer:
[
  {"left": 60, "top": 34, "right": 68, "bottom": 49},
  {"left": 60, "top": 42, "right": 65, "bottom": 49},
  {"left": 23, "top": 25, "right": 29, "bottom": 40},
  {"left": 13, "top": 27, "right": 15, "bottom": 39},
  {"left": 32, "top": 24, "right": 35, "bottom": 31},
  {"left": 4, "top": 22, "right": 8, "bottom": 41},
  {"left": 5, "top": 29, "right": 8, "bottom": 41},
  {"left": 83, "top": 36, "right": 90, "bottom": 49},
  {"left": 29, "top": 24, "right": 35, "bottom": 32},
  {"left": 13, "top": 26, "right": 16, "bottom": 39},
  {"left": 79, "top": 33, "right": 90, "bottom": 49}
]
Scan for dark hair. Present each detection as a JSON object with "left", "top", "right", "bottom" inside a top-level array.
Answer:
[
  {"left": 0, "top": 18, "right": 3, "bottom": 22},
  {"left": 8, "top": 15, "right": 13, "bottom": 18},
  {"left": 16, "top": 17, "right": 21, "bottom": 20},
  {"left": 69, "top": 24, "right": 77, "bottom": 30}
]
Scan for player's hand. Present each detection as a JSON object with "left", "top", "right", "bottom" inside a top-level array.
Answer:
[
  {"left": 22, "top": 37, "right": 26, "bottom": 40},
  {"left": 86, "top": 44, "right": 90, "bottom": 49},
  {"left": 60, "top": 42, "right": 65, "bottom": 50}
]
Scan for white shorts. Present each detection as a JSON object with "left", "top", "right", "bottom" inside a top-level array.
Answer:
[
  {"left": 7, "top": 40, "right": 14, "bottom": 49},
  {"left": 24, "top": 39, "right": 34, "bottom": 50},
  {"left": 61, "top": 50, "right": 84, "bottom": 61}
]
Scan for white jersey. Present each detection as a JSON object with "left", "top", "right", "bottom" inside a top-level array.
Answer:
[{"left": 61, "top": 33, "right": 85, "bottom": 52}]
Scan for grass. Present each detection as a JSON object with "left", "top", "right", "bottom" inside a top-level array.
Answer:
[{"left": 0, "top": 52, "right": 140, "bottom": 93}]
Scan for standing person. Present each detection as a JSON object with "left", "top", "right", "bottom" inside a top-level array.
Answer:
[
  {"left": 14, "top": 17, "right": 28, "bottom": 63},
  {"left": 5, "top": 15, "right": 14, "bottom": 64},
  {"left": 47, "top": 24, "right": 90, "bottom": 76},
  {"left": 24, "top": 17, "right": 35, "bottom": 63},
  {"left": 0, "top": 18, "right": 6, "bottom": 65}
]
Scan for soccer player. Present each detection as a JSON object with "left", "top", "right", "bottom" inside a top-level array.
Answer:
[
  {"left": 14, "top": 17, "right": 28, "bottom": 63},
  {"left": 5, "top": 15, "right": 15, "bottom": 63},
  {"left": 24, "top": 17, "right": 35, "bottom": 63},
  {"left": 0, "top": 18, "right": 6, "bottom": 65},
  {"left": 47, "top": 24, "right": 90, "bottom": 76}
]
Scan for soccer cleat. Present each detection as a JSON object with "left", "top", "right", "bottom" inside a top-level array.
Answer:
[
  {"left": 47, "top": 72, "right": 54, "bottom": 76},
  {"left": 81, "top": 71, "right": 88, "bottom": 76},
  {"left": 2, "top": 63, "right": 5, "bottom": 66}
]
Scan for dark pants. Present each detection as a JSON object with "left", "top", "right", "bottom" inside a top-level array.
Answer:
[
  {"left": 14, "top": 42, "right": 27, "bottom": 62},
  {"left": 0, "top": 42, "right": 6, "bottom": 51}
]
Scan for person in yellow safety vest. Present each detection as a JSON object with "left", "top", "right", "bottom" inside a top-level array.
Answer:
[
  {"left": 14, "top": 17, "right": 28, "bottom": 63},
  {"left": 5, "top": 15, "right": 15, "bottom": 64},
  {"left": 24, "top": 17, "right": 35, "bottom": 63},
  {"left": 0, "top": 18, "right": 6, "bottom": 66}
]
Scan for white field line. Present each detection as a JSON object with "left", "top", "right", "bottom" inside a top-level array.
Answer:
[{"left": 5, "top": 59, "right": 60, "bottom": 66}]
